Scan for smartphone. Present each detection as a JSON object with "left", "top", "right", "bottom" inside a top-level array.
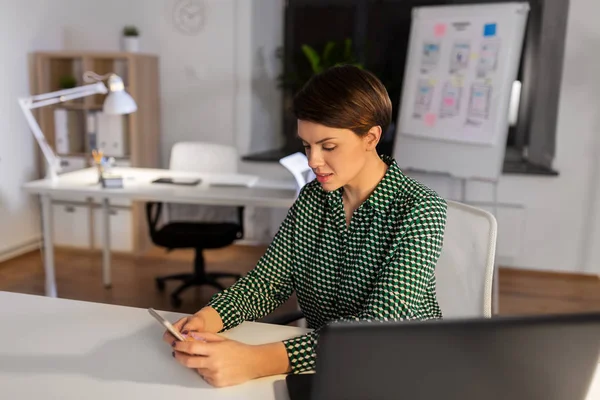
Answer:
[{"left": 148, "top": 308, "right": 186, "bottom": 341}]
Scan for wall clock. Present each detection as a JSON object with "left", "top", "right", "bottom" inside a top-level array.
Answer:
[{"left": 171, "top": 0, "right": 206, "bottom": 36}]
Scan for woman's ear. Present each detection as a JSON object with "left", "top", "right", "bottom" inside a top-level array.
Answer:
[{"left": 364, "top": 126, "right": 382, "bottom": 151}]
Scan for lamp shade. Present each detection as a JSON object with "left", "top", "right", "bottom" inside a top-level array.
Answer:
[
  {"left": 103, "top": 91, "right": 137, "bottom": 114},
  {"left": 102, "top": 74, "right": 137, "bottom": 115}
]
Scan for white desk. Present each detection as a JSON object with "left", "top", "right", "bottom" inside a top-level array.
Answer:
[
  {"left": 23, "top": 167, "right": 298, "bottom": 297},
  {"left": 1, "top": 292, "right": 598, "bottom": 399},
  {"left": 0, "top": 291, "right": 310, "bottom": 399}
]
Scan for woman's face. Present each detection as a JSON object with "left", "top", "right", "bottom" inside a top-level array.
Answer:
[{"left": 297, "top": 120, "right": 375, "bottom": 191}]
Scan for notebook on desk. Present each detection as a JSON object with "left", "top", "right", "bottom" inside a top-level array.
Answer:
[
  {"left": 287, "top": 312, "right": 600, "bottom": 400},
  {"left": 151, "top": 177, "right": 201, "bottom": 186}
]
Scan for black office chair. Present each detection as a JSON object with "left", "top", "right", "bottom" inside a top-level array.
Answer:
[
  {"left": 146, "top": 202, "right": 243, "bottom": 308},
  {"left": 146, "top": 141, "right": 250, "bottom": 307}
]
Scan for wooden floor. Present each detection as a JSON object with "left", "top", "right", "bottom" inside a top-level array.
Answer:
[{"left": 0, "top": 245, "right": 599, "bottom": 318}]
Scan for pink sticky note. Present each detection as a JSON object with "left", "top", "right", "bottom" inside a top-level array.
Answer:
[
  {"left": 434, "top": 23, "right": 447, "bottom": 38},
  {"left": 443, "top": 97, "right": 455, "bottom": 106},
  {"left": 424, "top": 113, "right": 437, "bottom": 127}
]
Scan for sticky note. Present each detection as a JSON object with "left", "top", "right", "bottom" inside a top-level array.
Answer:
[
  {"left": 451, "top": 76, "right": 464, "bottom": 87},
  {"left": 443, "top": 97, "right": 455, "bottom": 107},
  {"left": 434, "top": 23, "right": 447, "bottom": 38},
  {"left": 424, "top": 113, "right": 437, "bottom": 127},
  {"left": 484, "top": 23, "right": 496, "bottom": 37},
  {"left": 428, "top": 78, "right": 437, "bottom": 86},
  {"left": 471, "top": 52, "right": 478, "bottom": 60}
]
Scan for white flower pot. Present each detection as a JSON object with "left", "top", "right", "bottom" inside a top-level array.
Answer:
[{"left": 122, "top": 37, "right": 139, "bottom": 52}]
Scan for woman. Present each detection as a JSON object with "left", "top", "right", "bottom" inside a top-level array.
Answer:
[{"left": 163, "top": 65, "right": 447, "bottom": 387}]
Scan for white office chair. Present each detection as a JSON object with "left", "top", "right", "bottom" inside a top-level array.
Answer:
[
  {"left": 434, "top": 200, "right": 498, "bottom": 318},
  {"left": 170, "top": 141, "right": 238, "bottom": 173},
  {"left": 167, "top": 142, "right": 239, "bottom": 223}
]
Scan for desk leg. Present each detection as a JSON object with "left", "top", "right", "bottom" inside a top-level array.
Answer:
[
  {"left": 41, "top": 194, "right": 57, "bottom": 298},
  {"left": 102, "top": 198, "right": 112, "bottom": 288}
]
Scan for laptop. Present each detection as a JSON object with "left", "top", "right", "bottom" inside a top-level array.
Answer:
[{"left": 286, "top": 312, "right": 600, "bottom": 400}]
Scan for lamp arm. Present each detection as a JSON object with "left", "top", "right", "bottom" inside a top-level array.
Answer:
[
  {"left": 18, "top": 98, "right": 62, "bottom": 182},
  {"left": 18, "top": 82, "right": 107, "bottom": 181},
  {"left": 28, "top": 82, "right": 107, "bottom": 107}
]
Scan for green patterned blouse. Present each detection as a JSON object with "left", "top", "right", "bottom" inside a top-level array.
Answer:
[{"left": 208, "top": 155, "right": 447, "bottom": 373}]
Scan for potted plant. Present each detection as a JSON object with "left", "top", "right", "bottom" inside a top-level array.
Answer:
[
  {"left": 277, "top": 38, "right": 363, "bottom": 93},
  {"left": 58, "top": 75, "right": 77, "bottom": 89},
  {"left": 276, "top": 38, "right": 364, "bottom": 152},
  {"left": 122, "top": 25, "right": 140, "bottom": 52}
]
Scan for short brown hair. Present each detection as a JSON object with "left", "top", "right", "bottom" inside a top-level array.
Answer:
[{"left": 292, "top": 65, "right": 392, "bottom": 136}]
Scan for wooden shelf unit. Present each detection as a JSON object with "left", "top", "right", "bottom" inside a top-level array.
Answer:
[{"left": 29, "top": 51, "right": 161, "bottom": 254}]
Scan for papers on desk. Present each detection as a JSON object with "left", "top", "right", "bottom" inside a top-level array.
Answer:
[{"left": 204, "top": 174, "right": 259, "bottom": 188}]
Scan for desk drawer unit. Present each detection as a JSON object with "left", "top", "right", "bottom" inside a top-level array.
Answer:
[
  {"left": 52, "top": 203, "right": 92, "bottom": 248},
  {"left": 92, "top": 207, "right": 133, "bottom": 252}
]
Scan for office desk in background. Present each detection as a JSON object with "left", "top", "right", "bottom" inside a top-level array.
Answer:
[
  {"left": 23, "top": 167, "right": 298, "bottom": 298},
  {"left": 0, "top": 291, "right": 310, "bottom": 400},
  {"left": 0, "top": 291, "right": 598, "bottom": 400}
]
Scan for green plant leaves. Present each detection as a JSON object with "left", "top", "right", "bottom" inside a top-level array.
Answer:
[
  {"left": 301, "top": 44, "right": 322, "bottom": 74},
  {"left": 277, "top": 38, "right": 365, "bottom": 90},
  {"left": 322, "top": 41, "right": 336, "bottom": 69}
]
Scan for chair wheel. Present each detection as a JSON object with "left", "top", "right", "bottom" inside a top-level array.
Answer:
[
  {"left": 156, "top": 278, "right": 166, "bottom": 292},
  {"left": 171, "top": 295, "right": 182, "bottom": 308}
]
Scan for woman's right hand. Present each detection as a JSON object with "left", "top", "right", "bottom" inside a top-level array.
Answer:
[{"left": 162, "top": 314, "right": 206, "bottom": 344}]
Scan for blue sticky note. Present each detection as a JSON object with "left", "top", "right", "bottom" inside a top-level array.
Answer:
[{"left": 484, "top": 23, "right": 496, "bottom": 37}]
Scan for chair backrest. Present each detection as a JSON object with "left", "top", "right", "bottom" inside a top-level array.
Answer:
[
  {"left": 434, "top": 200, "right": 497, "bottom": 319},
  {"left": 167, "top": 142, "right": 239, "bottom": 224},
  {"left": 169, "top": 142, "right": 238, "bottom": 174}
]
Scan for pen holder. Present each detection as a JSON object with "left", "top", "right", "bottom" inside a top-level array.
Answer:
[{"left": 95, "top": 163, "right": 105, "bottom": 184}]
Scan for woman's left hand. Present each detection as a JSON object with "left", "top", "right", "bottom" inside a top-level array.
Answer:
[{"left": 171, "top": 332, "right": 261, "bottom": 387}]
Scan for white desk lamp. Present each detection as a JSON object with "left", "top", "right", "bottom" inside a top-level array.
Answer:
[{"left": 18, "top": 71, "right": 137, "bottom": 182}]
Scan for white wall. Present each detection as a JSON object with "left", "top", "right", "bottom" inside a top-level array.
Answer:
[
  {"left": 0, "top": 0, "right": 67, "bottom": 257},
  {"left": 235, "top": 0, "right": 285, "bottom": 156},
  {"left": 559, "top": 0, "right": 600, "bottom": 276},
  {"left": 248, "top": 0, "right": 285, "bottom": 155}
]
